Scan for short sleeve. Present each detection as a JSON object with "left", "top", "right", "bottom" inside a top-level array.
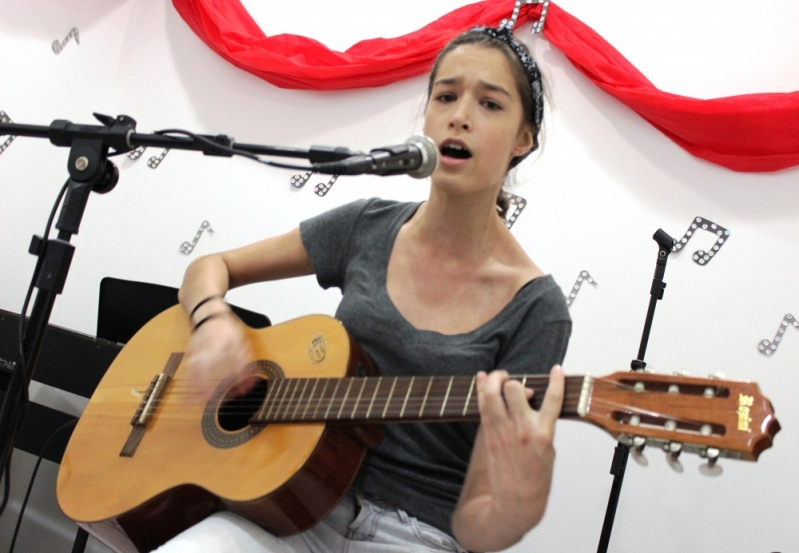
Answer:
[
  {"left": 299, "top": 199, "right": 371, "bottom": 290},
  {"left": 495, "top": 286, "right": 572, "bottom": 376}
]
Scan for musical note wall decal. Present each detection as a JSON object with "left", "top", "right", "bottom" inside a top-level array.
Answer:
[
  {"left": 180, "top": 221, "right": 213, "bottom": 255},
  {"left": 565, "top": 270, "right": 597, "bottom": 308},
  {"left": 52, "top": 28, "right": 80, "bottom": 54},
  {"left": 290, "top": 172, "right": 313, "bottom": 188},
  {"left": 503, "top": 192, "right": 527, "bottom": 230},
  {"left": 758, "top": 313, "right": 798, "bottom": 356},
  {"left": 314, "top": 175, "right": 339, "bottom": 197},
  {"left": 671, "top": 216, "right": 730, "bottom": 265},
  {"left": 127, "top": 146, "right": 146, "bottom": 160},
  {"left": 0, "top": 111, "right": 16, "bottom": 155},
  {"left": 147, "top": 149, "right": 170, "bottom": 169}
]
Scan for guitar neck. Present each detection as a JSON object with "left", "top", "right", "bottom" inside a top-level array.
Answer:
[{"left": 250, "top": 375, "right": 587, "bottom": 425}]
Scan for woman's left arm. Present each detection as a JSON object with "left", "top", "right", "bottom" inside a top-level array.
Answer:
[{"left": 452, "top": 365, "right": 565, "bottom": 552}]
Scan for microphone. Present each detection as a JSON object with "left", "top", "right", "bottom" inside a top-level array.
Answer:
[{"left": 312, "top": 135, "right": 438, "bottom": 179}]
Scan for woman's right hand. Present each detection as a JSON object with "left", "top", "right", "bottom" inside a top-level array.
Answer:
[{"left": 181, "top": 313, "right": 254, "bottom": 404}]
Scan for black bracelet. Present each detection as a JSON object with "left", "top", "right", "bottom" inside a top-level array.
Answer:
[
  {"left": 190, "top": 294, "right": 224, "bottom": 318},
  {"left": 192, "top": 312, "right": 227, "bottom": 332}
]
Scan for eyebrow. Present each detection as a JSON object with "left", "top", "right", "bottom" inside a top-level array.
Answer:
[{"left": 433, "top": 77, "right": 512, "bottom": 98}]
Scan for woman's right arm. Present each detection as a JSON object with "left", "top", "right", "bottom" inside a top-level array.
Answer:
[{"left": 177, "top": 227, "right": 314, "bottom": 401}]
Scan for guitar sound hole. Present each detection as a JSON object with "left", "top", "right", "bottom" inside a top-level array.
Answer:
[{"left": 217, "top": 377, "right": 269, "bottom": 432}]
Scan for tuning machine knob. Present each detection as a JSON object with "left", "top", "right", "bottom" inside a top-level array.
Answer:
[
  {"left": 630, "top": 436, "right": 648, "bottom": 466},
  {"left": 699, "top": 447, "right": 723, "bottom": 476},
  {"left": 664, "top": 442, "right": 683, "bottom": 473}
]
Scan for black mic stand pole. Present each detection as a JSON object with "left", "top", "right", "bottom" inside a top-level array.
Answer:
[{"left": 596, "top": 228, "right": 675, "bottom": 553}]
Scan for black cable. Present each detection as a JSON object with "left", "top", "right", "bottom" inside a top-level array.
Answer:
[
  {"left": 8, "top": 417, "right": 78, "bottom": 553},
  {"left": 154, "top": 129, "right": 314, "bottom": 171},
  {"left": 0, "top": 179, "right": 70, "bottom": 519}
]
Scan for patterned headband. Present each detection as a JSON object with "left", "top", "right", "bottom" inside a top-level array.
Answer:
[{"left": 470, "top": 25, "right": 544, "bottom": 159}]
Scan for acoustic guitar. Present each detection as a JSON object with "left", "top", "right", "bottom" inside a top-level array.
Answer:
[{"left": 56, "top": 306, "right": 779, "bottom": 553}]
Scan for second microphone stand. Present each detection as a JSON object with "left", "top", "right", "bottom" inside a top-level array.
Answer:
[{"left": 596, "top": 228, "right": 675, "bottom": 553}]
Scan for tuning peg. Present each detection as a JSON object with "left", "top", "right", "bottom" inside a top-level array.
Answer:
[
  {"left": 630, "top": 436, "right": 648, "bottom": 466},
  {"left": 672, "top": 370, "right": 690, "bottom": 376},
  {"left": 699, "top": 447, "right": 723, "bottom": 476},
  {"left": 664, "top": 442, "right": 684, "bottom": 473},
  {"left": 707, "top": 372, "right": 725, "bottom": 379},
  {"left": 665, "top": 442, "right": 682, "bottom": 459}
]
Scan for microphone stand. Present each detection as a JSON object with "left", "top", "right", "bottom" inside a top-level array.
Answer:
[
  {"left": 596, "top": 228, "right": 675, "bottom": 553},
  {"left": 0, "top": 113, "right": 359, "bottom": 482}
]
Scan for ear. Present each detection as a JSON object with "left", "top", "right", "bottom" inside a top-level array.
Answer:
[{"left": 512, "top": 125, "right": 535, "bottom": 158}]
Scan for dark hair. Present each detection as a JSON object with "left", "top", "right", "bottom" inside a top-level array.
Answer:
[{"left": 426, "top": 30, "right": 541, "bottom": 219}]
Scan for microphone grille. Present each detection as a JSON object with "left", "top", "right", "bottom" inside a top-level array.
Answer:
[{"left": 405, "top": 135, "right": 438, "bottom": 179}]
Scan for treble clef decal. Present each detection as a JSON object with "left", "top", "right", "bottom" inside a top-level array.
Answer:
[
  {"left": 565, "top": 270, "right": 597, "bottom": 308},
  {"left": 672, "top": 216, "right": 730, "bottom": 265},
  {"left": 502, "top": 192, "right": 527, "bottom": 230},
  {"left": 147, "top": 149, "right": 171, "bottom": 169},
  {"left": 52, "top": 28, "right": 80, "bottom": 54},
  {"left": 127, "top": 146, "right": 146, "bottom": 160},
  {"left": 0, "top": 111, "right": 16, "bottom": 155},
  {"left": 758, "top": 313, "right": 799, "bottom": 356},
  {"left": 290, "top": 172, "right": 313, "bottom": 188},
  {"left": 314, "top": 175, "right": 339, "bottom": 197},
  {"left": 180, "top": 221, "right": 213, "bottom": 255}
]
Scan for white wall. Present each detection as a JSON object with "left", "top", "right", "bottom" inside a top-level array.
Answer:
[{"left": 1, "top": 1, "right": 797, "bottom": 551}]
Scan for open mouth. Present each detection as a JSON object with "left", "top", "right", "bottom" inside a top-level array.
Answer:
[{"left": 440, "top": 141, "right": 472, "bottom": 160}]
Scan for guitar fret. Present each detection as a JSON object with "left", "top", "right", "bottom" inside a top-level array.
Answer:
[
  {"left": 419, "top": 377, "right": 434, "bottom": 417},
  {"left": 522, "top": 375, "right": 528, "bottom": 388},
  {"left": 382, "top": 377, "right": 398, "bottom": 419},
  {"left": 256, "top": 377, "right": 278, "bottom": 420},
  {"left": 302, "top": 379, "right": 319, "bottom": 420},
  {"left": 352, "top": 379, "right": 367, "bottom": 419},
  {"left": 313, "top": 379, "right": 330, "bottom": 420},
  {"left": 337, "top": 378, "right": 355, "bottom": 420},
  {"left": 440, "top": 376, "right": 454, "bottom": 417},
  {"left": 366, "top": 377, "right": 382, "bottom": 419},
  {"left": 463, "top": 377, "right": 476, "bottom": 416},
  {"left": 292, "top": 379, "right": 309, "bottom": 420},
  {"left": 325, "top": 379, "right": 342, "bottom": 420},
  {"left": 264, "top": 379, "right": 286, "bottom": 421},
  {"left": 400, "top": 377, "right": 415, "bottom": 419},
  {"left": 283, "top": 379, "right": 300, "bottom": 420}
]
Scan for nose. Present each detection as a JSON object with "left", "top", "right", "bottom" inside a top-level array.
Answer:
[{"left": 448, "top": 101, "right": 471, "bottom": 131}]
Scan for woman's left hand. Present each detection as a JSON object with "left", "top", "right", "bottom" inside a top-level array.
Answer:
[{"left": 452, "top": 365, "right": 565, "bottom": 551}]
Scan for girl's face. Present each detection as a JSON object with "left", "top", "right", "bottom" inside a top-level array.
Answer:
[{"left": 424, "top": 44, "right": 533, "bottom": 198}]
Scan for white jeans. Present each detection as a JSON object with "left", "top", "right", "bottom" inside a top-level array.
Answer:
[{"left": 153, "top": 491, "right": 468, "bottom": 553}]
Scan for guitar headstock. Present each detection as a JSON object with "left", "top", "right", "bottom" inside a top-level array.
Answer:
[{"left": 581, "top": 372, "right": 780, "bottom": 463}]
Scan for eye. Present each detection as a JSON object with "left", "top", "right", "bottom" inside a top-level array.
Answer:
[
  {"left": 436, "top": 92, "right": 456, "bottom": 103},
  {"left": 483, "top": 99, "right": 502, "bottom": 111}
]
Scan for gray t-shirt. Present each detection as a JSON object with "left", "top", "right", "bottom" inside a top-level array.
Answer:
[{"left": 299, "top": 198, "right": 571, "bottom": 537}]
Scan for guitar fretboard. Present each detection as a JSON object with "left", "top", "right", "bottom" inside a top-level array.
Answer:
[{"left": 251, "top": 375, "right": 586, "bottom": 424}]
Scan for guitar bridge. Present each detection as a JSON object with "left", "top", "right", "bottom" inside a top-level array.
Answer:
[{"left": 120, "top": 352, "right": 183, "bottom": 457}]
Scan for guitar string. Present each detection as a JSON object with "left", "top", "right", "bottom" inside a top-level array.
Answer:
[{"left": 82, "top": 381, "right": 729, "bottom": 429}]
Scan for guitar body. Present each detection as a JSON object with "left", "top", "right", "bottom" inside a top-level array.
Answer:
[{"left": 56, "top": 306, "right": 377, "bottom": 553}]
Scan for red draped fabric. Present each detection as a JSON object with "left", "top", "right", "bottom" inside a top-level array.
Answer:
[{"left": 172, "top": 0, "right": 799, "bottom": 173}]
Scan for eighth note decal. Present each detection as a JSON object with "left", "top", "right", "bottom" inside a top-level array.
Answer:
[
  {"left": 0, "top": 111, "right": 16, "bottom": 156},
  {"left": 314, "top": 175, "right": 339, "bottom": 197},
  {"left": 565, "top": 270, "right": 597, "bottom": 308},
  {"left": 180, "top": 221, "right": 213, "bottom": 255},
  {"left": 672, "top": 216, "right": 730, "bottom": 265},
  {"left": 503, "top": 192, "right": 527, "bottom": 230},
  {"left": 148, "top": 149, "right": 171, "bottom": 169},
  {"left": 758, "top": 313, "right": 798, "bottom": 356}
]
